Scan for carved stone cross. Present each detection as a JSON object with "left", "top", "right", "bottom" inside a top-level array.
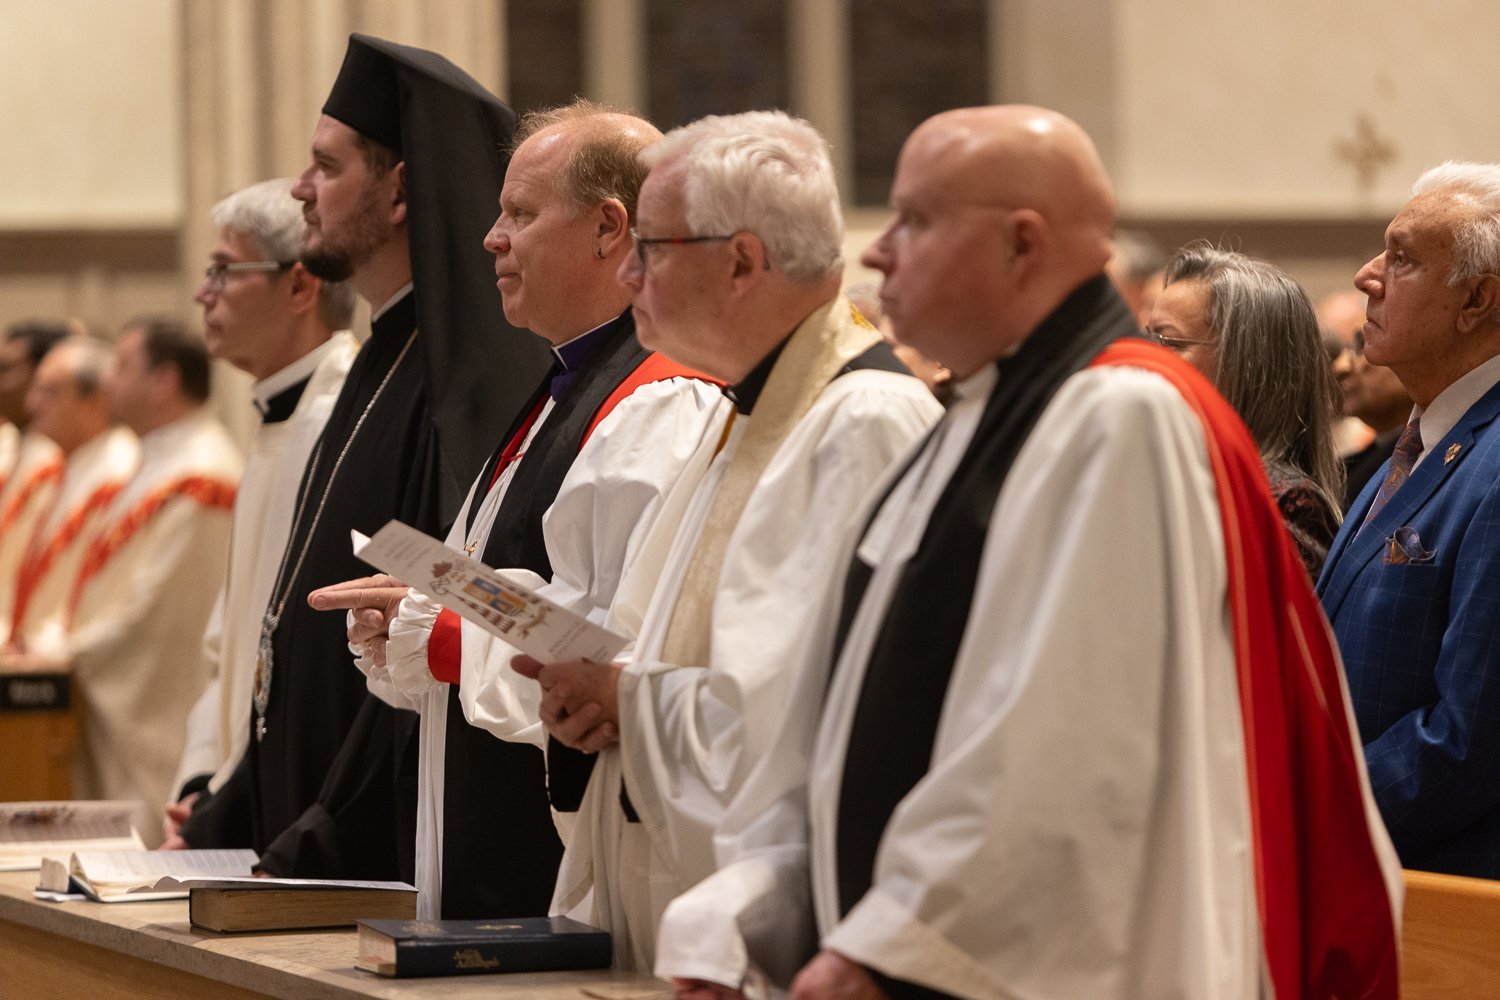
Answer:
[{"left": 1335, "top": 114, "right": 1397, "bottom": 196}]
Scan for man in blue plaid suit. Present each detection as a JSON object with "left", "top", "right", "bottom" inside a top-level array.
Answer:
[{"left": 1318, "top": 161, "right": 1500, "bottom": 878}]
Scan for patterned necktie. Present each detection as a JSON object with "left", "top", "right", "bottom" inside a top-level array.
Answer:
[{"left": 1359, "top": 417, "right": 1423, "bottom": 534}]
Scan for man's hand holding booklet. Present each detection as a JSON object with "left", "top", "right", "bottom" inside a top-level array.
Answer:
[{"left": 352, "top": 522, "right": 627, "bottom": 665}]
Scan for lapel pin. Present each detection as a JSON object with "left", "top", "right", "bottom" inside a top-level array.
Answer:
[{"left": 1445, "top": 443, "right": 1462, "bottom": 464}]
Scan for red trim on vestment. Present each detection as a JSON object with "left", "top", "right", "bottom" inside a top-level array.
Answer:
[
  {"left": 425, "top": 353, "right": 717, "bottom": 683},
  {"left": 427, "top": 609, "right": 463, "bottom": 683},
  {"left": 1092, "top": 340, "right": 1398, "bottom": 1000},
  {"left": 10, "top": 482, "right": 123, "bottom": 637},
  {"left": 489, "top": 395, "right": 550, "bottom": 491},
  {"left": 67, "top": 475, "right": 237, "bottom": 622},
  {"left": 581, "top": 353, "right": 721, "bottom": 447},
  {"left": 0, "top": 459, "right": 62, "bottom": 537}
]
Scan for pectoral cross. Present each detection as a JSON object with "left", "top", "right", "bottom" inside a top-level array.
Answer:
[{"left": 254, "top": 610, "right": 280, "bottom": 742}]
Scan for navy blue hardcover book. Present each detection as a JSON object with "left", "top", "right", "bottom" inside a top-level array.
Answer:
[{"left": 355, "top": 915, "right": 612, "bottom": 978}]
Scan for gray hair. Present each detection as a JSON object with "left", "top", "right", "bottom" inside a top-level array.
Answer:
[
  {"left": 209, "top": 178, "right": 356, "bottom": 330},
  {"left": 1110, "top": 229, "right": 1167, "bottom": 284},
  {"left": 1163, "top": 242, "right": 1344, "bottom": 509},
  {"left": 643, "top": 110, "right": 843, "bottom": 283},
  {"left": 1411, "top": 161, "right": 1500, "bottom": 286}
]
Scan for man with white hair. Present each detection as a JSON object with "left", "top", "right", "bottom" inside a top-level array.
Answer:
[
  {"left": 517, "top": 110, "right": 941, "bottom": 970},
  {"left": 659, "top": 105, "right": 1400, "bottom": 1000},
  {"left": 1319, "top": 161, "right": 1500, "bottom": 879},
  {"left": 163, "top": 178, "right": 357, "bottom": 847}
]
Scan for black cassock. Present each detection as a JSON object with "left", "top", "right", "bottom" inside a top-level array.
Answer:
[
  {"left": 181, "top": 33, "right": 551, "bottom": 877},
  {"left": 183, "top": 292, "right": 545, "bottom": 879},
  {"left": 436, "top": 310, "right": 658, "bottom": 918}
]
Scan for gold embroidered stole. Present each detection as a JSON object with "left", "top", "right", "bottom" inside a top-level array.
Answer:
[{"left": 658, "top": 297, "right": 880, "bottom": 667}]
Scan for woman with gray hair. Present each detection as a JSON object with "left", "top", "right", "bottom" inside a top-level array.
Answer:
[{"left": 1146, "top": 242, "right": 1344, "bottom": 577}]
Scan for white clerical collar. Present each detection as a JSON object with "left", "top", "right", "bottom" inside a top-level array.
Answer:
[
  {"left": 1411, "top": 351, "right": 1500, "bottom": 469},
  {"left": 370, "top": 282, "right": 415, "bottom": 322},
  {"left": 252, "top": 336, "right": 343, "bottom": 414}
]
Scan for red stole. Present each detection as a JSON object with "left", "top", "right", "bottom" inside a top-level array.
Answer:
[
  {"left": 427, "top": 354, "right": 716, "bottom": 684},
  {"left": 67, "top": 475, "right": 237, "bottom": 623},
  {"left": 0, "top": 458, "right": 62, "bottom": 537},
  {"left": 1092, "top": 341, "right": 1399, "bottom": 999},
  {"left": 10, "top": 482, "right": 121, "bottom": 639}
]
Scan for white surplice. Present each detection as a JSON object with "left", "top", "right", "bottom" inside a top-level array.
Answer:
[
  {"left": 172, "top": 334, "right": 358, "bottom": 797},
  {"left": 67, "top": 409, "right": 242, "bottom": 844},
  {"left": 0, "top": 429, "right": 63, "bottom": 647},
  {"left": 657, "top": 363, "right": 1270, "bottom": 998},
  {"left": 0, "top": 421, "right": 17, "bottom": 489},
  {"left": 560, "top": 357, "right": 941, "bottom": 972},
  {"left": 11, "top": 426, "right": 139, "bottom": 655},
  {"left": 359, "top": 376, "right": 727, "bottom": 919}
]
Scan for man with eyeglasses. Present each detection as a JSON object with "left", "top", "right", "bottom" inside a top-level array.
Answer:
[
  {"left": 162, "top": 178, "right": 358, "bottom": 850},
  {"left": 657, "top": 106, "right": 1400, "bottom": 1000},
  {"left": 513, "top": 110, "right": 941, "bottom": 971},
  {"left": 174, "top": 35, "right": 549, "bottom": 882}
]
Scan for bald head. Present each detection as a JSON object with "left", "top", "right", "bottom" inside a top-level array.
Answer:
[
  {"left": 862, "top": 105, "right": 1117, "bottom": 377},
  {"left": 27, "top": 336, "right": 114, "bottom": 456},
  {"left": 917, "top": 105, "right": 1115, "bottom": 246},
  {"left": 513, "top": 101, "right": 663, "bottom": 222}
]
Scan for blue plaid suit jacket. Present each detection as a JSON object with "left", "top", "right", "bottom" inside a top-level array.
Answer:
[{"left": 1317, "top": 378, "right": 1500, "bottom": 877}]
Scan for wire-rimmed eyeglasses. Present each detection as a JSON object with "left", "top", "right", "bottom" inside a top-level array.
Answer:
[
  {"left": 202, "top": 260, "right": 295, "bottom": 293},
  {"left": 629, "top": 228, "right": 734, "bottom": 269},
  {"left": 1148, "top": 329, "right": 1216, "bottom": 351}
]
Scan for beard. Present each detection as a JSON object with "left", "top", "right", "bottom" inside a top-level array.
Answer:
[{"left": 300, "top": 180, "right": 392, "bottom": 282}]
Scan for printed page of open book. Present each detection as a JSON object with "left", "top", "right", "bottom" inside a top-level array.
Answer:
[
  {"left": 353, "top": 523, "right": 627, "bottom": 664},
  {"left": 65, "top": 848, "right": 258, "bottom": 901}
]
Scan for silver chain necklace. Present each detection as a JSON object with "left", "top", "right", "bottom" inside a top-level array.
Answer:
[{"left": 253, "top": 327, "right": 420, "bottom": 742}]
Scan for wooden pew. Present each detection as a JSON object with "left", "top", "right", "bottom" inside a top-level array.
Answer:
[
  {"left": 1401, "top": 868, "right": 1500, "bottom": 998},
  {"left": 0, "top": 672, "right": 75, "bottom": 801}
]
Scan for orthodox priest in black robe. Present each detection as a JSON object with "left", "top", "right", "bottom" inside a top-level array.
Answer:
[{"left": 179, "top": 34, "right": 550, "bottom": 880}]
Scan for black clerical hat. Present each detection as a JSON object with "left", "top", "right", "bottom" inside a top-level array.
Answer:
[
  {"left": 321, "top": 36, "right": 403, "bottom": 153},
  {"left": 316, "top": 34, "right": 551, "bottom": 518}
]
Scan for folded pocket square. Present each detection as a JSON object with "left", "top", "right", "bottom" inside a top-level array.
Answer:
[{"left": 1384, "top": 525, "right": 1435, "bottom": 565}]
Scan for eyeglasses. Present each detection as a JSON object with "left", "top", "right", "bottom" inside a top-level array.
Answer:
[
  {"left": 1149, "top": 330, "right": 1216, "bottom": 351},
  {"left": 202, "top": 260, "right": 294, "bottom": 293},
  {"left": 629, "top": 228, "right": 735, "bottom": 269}
]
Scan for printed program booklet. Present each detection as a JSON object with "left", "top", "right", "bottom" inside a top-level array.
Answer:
[{"left": 354, "top": 522, "right": 627, "bottom": 663}]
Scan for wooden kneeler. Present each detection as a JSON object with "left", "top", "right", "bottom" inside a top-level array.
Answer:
[{"left": 1401, "top": 868, "right": 1500, "bottom": 999}]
